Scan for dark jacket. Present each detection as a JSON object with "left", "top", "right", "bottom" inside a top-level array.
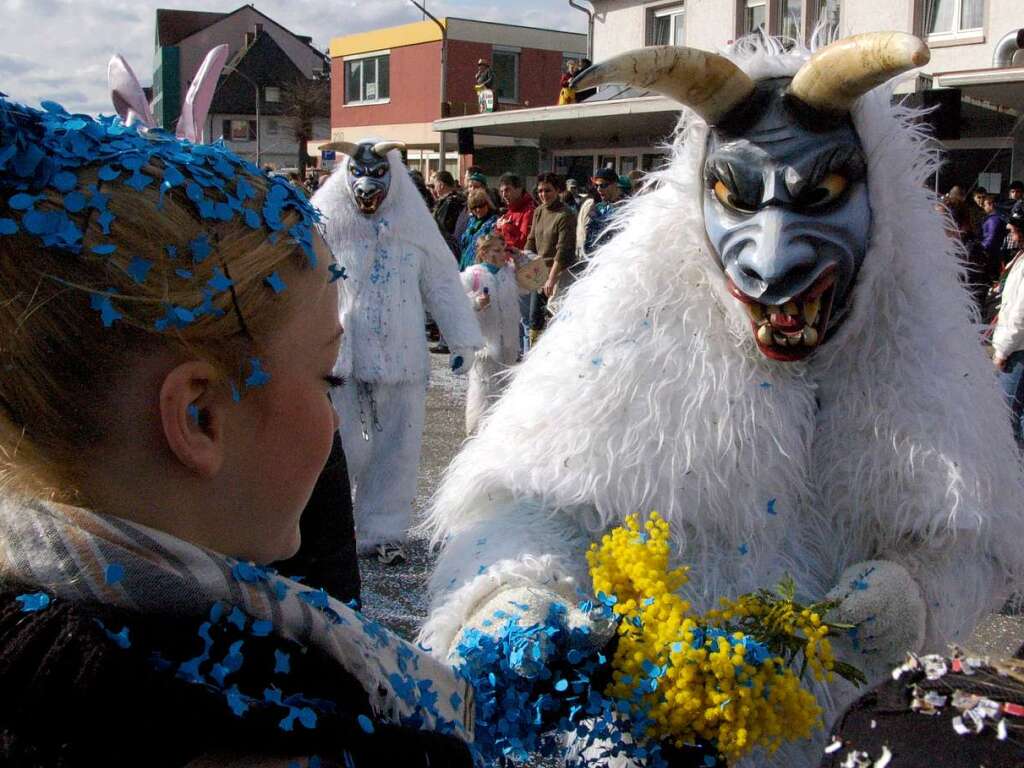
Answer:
[
  {"left": 982, "top": 211, "right": 1008, "bottom": 260},
  {"left": 433, "top": 191, "right": 466, "bottom": 258},
  {"left": 0, "top": 583, "right": 472, "bottom": 767}
]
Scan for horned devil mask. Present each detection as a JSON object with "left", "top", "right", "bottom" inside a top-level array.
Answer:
[
  {"left": 321, "top": 140, "right": 405, "bottom": 216},
  {"left": 573, "top": 33, "right": 929, "bottom": 361}
]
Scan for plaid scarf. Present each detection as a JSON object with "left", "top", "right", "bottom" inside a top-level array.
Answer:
[{"left": 0, "top": 498, "right": 473, "bottom": 742}]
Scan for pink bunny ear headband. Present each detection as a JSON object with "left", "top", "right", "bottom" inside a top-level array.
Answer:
[{"left": 108, "top": 45, "right": 229, "bottom": 143}]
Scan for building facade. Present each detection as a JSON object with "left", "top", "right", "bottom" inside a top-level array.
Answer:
[
  {"left": 153, "top": 5, "right": 329, "bottom": 170},
  {"left": 327, "top": 17, "right": 586, "bottom": 178},
  {"left": 435, "top": 0, "right": 1024, "bottom": 194}
]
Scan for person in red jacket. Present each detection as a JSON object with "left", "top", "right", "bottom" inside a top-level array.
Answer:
[{"left": 495, "top": 173, "right": 536, "bottom": 353}]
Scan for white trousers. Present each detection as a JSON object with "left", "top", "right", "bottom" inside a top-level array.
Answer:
[
  {"left": 465, "top": 356, "right": 509, "bottom": 435},
  {"left": 335, "top": 379, "right": 427, "bottom": 552}
]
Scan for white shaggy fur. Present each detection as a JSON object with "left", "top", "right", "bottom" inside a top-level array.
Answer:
[
  {"left": 421, "top": 39, "right": 1024, "bottom": 764},
  {"left": 313, "top": 147, "right": 482, "bottom": 547},
  {"left": 460, "top": 264, "right": 521, "bottom": 434}
]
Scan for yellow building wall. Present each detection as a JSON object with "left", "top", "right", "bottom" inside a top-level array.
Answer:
[{"left": 330, "top": 19, "right": 445, "bottom": 59}]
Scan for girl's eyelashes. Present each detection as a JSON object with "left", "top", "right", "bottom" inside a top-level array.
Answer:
[{"left": 324, "top": 375, "right": 346, "bottom": 389}]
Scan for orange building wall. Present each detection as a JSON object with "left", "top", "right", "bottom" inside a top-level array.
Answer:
[
  {"left": 331, "top": 37, "right": 571, "bottom": 132},
  {"left": 446, "top": 40, "right": 566, "bottom": 109},
  {"left": 331, "top": 40, "right": 442, "bottom": 129}
]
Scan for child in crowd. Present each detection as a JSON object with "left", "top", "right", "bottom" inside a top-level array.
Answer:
[
  {"left": 461, "top": 233, "right": 521, "bottom": 434},
  {"left": 0, "top": 96, "right": 472, "bottom": 766}
]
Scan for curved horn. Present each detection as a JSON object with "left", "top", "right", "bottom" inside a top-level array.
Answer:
[
  {"left": 372, "top": 141, "right": 406, "bottom": 157},
  {"left": 788, "top": 32, "right": 929, "bottom": 115},
  {"left": 570, "top": 46, "right": 754, "bottom": 124},
  {"left": 320, "top": 141, "right": 361, "bottom": 157},
  {"left": 108, "top": 54, "right": 155, "bottom": 128}
]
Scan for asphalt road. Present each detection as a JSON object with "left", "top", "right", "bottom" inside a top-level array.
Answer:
[{"left": 360, "top": 350, "right": 1024, "bottom": 658}]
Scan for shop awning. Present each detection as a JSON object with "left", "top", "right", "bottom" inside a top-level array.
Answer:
[
  {"left": 934, "top": 65, "right": 1024, "bottom": 114},
  {"left": 431, "top": 93, "right": 681, "bottom": 144}
]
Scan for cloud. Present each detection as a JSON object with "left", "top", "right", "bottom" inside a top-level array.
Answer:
[{"left": 0, "top": 0, "right": 585, "bottom": 114}]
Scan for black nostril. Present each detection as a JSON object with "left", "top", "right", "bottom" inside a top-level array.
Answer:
[{"left": 740, "top": 266, "right": 762, "bottom": 282}]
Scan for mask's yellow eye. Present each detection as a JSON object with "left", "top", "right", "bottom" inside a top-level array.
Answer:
[
  {"left": 804, "top": 173, "right": 848, "bottom": 208},
  {"left": 712, "top": 180, "right": 756, "bottom": 213}
]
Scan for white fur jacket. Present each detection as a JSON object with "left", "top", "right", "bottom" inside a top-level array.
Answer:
[
  {"left": 421, "top": 44, "right": 1024, "bottom": 750},
  {"left": 460, "top": 264, "right": 520, "bottom": 366},
  {"left": 314, "top": 149, "right": 483, "bottom": 384}
]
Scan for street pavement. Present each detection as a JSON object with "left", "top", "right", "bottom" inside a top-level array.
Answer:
[{"left": 360, "top": 349, "right": 1024, "bottom": 659}]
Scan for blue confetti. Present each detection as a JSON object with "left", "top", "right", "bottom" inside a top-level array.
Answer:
[
  {"left": 63, "top": 191, "right": 87, "bottom": 212},
  {"left": 126, "top": 255, "right": 153, "bottom": 284},
  {"left": 15, "top": 592, "right": 51, "bottom": 612},
  {"left": 252, "top": 619, "right": 273, "bottom": 637},
  {"left": 245, "top": 358, "right": 271, "bottom": 389},
  {"left": 451, "top": 355, "right": 464, "bottom": 371},
  {"left": 52, "top": 170, "right": 77, "bottom": 191},
  {"left": 767, "top": 498, "right": 777, "bottom": 515},
  {"left": 265, "top": 271, "right": 286, "bottom": 294},
  {"left": 89, "top": 292, "right": 122, "bottom": 327},
  {"left": 328, "top": 263, "right": 348, "bottom": 282},
  {"left": 207, "top": 267, "right": 234, "bottom": 293},
  {"left": 190, "top": 233, "right": 213, "bottom": 263},
  {"left": 187, "top": 404, "right": 200, "bottom": 423},
  {"left": 357, "top": 714, "right": 375, "bottom": 733},
  {"left": 738, "top": 543, "right": 749, "bottom": 555},
  {"left": 105, "top": 563, "right": 125, "bottom": 585},
  {"left": 0, "top": 218, "right": 17, "bottom": 235},
  {"left": 91, "top": 243, "right": 116, "bottom": 256},
  {"left": 274, "top": 649, "right": 291, "bottom": 674},
  {"left": 8, "top": 193, "right": 38, "bottom": 210}
]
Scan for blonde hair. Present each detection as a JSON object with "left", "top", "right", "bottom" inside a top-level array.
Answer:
[
  {"left": 475, "top": 232, "right": 505, "bottom": 261},
  {"left": 466, "top": 189, "right": 494, "bottom": 215},
  {"left": 0, "top": 161, "right": 310, "bottom": 501}
]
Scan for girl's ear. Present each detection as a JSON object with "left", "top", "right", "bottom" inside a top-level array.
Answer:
[{"left": 159, "top": 361, "right": 226, "bottom": 478}]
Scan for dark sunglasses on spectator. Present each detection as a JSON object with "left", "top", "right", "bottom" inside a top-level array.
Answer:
[{"left": 594, "top": 182, "right": 610, "bottom": 189}]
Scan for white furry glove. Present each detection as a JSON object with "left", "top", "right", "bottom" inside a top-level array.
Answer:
[
  {"left": 826, "top": 559, "right": 927, "bottom": 664},
  {"left": 449, "top": 347, "right": 473, "bottom": 375},
  {"left": 448, "top": 585, "right": 616, "bottom": 677}
]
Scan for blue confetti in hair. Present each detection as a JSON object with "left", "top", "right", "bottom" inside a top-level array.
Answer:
[{"left": 15, "top": 592, "right": 51, "bottom": 612}]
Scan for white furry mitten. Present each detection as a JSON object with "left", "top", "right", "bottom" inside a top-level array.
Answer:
[
  {"left": 449, "top": 347, "right": 473, "bottom": 375},
  {"left": 826, "top": 559, "right": 927, "bottom": 664},
  {"left": 448, "top": 585, "right": 616, "bottom": 676}
]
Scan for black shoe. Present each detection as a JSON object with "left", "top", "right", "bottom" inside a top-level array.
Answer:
[
  {"left": 375, "top": 542, "right": 407, "bottom": 565},
  {"left": 430, "top": 343, "right": 450, "bottom": 354}
]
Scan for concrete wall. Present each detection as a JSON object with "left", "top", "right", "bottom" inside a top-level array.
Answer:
[
  {"left": 209, "top": 112, "right": 329, "bottom": 169},
  {"left": 448, "top": 18, "right": 585, "bottom": 53}
]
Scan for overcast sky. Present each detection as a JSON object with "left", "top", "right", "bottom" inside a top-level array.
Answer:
[{"left": 0, "top": 0, "right": 585, "bottom": 114}]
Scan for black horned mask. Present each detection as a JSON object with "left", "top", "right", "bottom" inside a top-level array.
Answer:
[
  {"left": 573, "top": 34, "right": 928, "bottom": 362},
  {"left": 322, "top": 139, "right": 406, "bottom": 216}
]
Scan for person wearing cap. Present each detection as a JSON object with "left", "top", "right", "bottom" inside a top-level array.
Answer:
[{"left": 991, "top": 201, "right": 1024, "bottom": 446}]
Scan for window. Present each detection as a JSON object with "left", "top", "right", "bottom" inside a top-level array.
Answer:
[
  {"left": 781, "top": 0, "right": 802, "bottom": 40},
  {"left": 492, "top": 49, "right": 519, "bottom": 102},
  {"left": 266, "top": 118, "right": 280, "bottom": 136},
  {"left": 743, "top": 0, "right": 767, "bottom": 35},
  {"left": 222, "top": 119, "right": 256, "bottom": 141},
  {"left": 264, "top": 86, "right": 280, "bottom": 103},
  {"left": 649, "top": 4, "right": 685, "bottom": 46},
  {"left": 924, "top": 0, "right": 983, "bottom": 37},
  {"left": 811, "top": 0, "right": 841, "bottom": 31},
  {"left": 344, "top": 53, "right": 390, "bottom": 104}
]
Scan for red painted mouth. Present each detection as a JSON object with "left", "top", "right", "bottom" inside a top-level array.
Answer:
[
  {"left": 728, "top": 268, "right": 837, "bottom": 362},
  {"left": 356, "top": 191, "right": 384, "bottom": 214}
]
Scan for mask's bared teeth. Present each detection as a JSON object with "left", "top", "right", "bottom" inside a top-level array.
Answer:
[
  {"left": 773, "top": 331, "right": 789, "bottom": 346},
  {"left": 783, "top": 301, "right": 799, "bottom": 316},
  {"left": 802, "top": 326, "right": 819, "bottom": 346},
  {"left": 768, "top": 304, "right": 781, "bottom": 314},
  {"left": 803, "top": 299, "right": 820, "bottom": 325},
  {"left": 757, "top": 325, "right": 773, "bottom": 345},
  {"left": 748, "top": 303, "right": 765, "bottom": 322}
]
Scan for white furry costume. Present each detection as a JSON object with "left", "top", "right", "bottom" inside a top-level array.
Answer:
[
  {"left": 460, "top": 263, "right": 521, "bottom": 434},
  {"left": 422, "top": 41, "right": 1024, "bottom": 764},
  {"left": 314, "top": 150, "right": 482, "bottom": 550}
]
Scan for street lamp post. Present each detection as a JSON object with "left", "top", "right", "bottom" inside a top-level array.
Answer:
[
  {"left": 224, "top": 67, "right": 261, "bottom": 166},
  {"left": 408, "top": 0, "right": 447, "bottom": 174}
]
